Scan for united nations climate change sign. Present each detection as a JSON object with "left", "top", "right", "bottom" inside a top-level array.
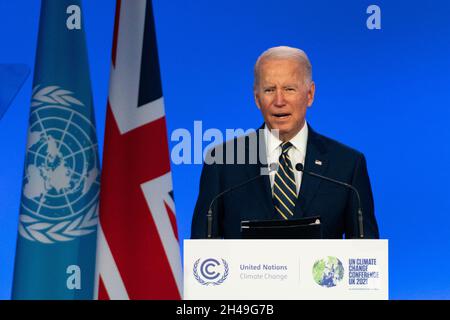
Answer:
[{"left": 184, "top": 239, "right": 388, "bottom": 300}]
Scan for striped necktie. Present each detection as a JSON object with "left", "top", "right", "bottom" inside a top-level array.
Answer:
[{"left": 273, "top": 141, "right": 297, "bottom": 220}]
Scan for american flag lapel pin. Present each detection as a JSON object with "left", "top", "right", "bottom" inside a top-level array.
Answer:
[{"left": 315, "top": 160, "right": 322, "bottom": 166}]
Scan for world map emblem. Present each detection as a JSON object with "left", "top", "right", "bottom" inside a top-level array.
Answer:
[
  {"left": 18, "top": 85, "right": 99, "bottom": 244},
  {"left": 312, "top": 256, "right": 345, "bottom": 287}
]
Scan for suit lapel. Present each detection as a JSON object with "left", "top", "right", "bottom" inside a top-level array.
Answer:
[{"left": 295, "top": 125, "right": 329, "bottom": 217}]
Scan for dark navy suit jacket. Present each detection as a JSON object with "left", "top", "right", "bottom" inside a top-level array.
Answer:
[{"left": 191, "top": 125, "right": 379, "bottom": 239}]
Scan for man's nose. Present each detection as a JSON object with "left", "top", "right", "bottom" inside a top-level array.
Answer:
[{"left": 274, "top": 90, "right": 286, "bottom": 106}]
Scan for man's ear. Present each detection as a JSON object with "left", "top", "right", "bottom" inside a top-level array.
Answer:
[
  {"left": 307, "top": 81, "right": 316, "bottom": 107},
  {"left": 254, "top": 89, "right": 261, "bottom": 110}
]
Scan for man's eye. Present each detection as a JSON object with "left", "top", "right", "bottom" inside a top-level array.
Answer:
[
  {"left": 264, "top": 88, "right": 274, "bottom": 93},
  {"left": 285, "top": 87, "right": 296, "bottom": 92}
]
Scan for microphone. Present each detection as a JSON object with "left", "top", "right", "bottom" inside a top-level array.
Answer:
[
  {"left": 295, "top": 163, "right": 364, "bottom": 239},
  {"left": 206, "top": 163, "right": 278, "bottom": 239}
]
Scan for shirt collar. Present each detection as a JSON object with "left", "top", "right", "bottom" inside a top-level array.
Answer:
[{"left": 264, "top": 121, "right": 308, "bottom": 156}]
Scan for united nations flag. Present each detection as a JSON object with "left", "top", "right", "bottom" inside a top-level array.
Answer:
[{"left": 12, "top": 0, "right": 99, "bottom": 299}]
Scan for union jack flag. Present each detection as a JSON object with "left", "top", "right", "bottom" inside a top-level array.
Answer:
[{"left": 94, "top": 0, "right": 182, "bottom": 299}]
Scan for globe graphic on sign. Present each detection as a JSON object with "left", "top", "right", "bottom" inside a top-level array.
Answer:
[
  {"left": 21, "top": 104, "right": 99, "bottom": 221},
  {"left": 312, "top": 256, "right": 344, "bottom": 287}
]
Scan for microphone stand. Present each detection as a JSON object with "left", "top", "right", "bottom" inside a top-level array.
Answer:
[{"left": 295, "top": 163, "right": 364, "bottom": 239}]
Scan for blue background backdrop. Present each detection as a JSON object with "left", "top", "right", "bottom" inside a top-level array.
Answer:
[{"left": 1, "top": 0, "right": 449, "bottom": 299}]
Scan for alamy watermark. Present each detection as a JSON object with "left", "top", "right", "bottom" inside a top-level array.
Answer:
[
  {"left": 366, "top": 5, "right": 381, "bottom": 30},
  {"left": 170, "top": 121, "right": 278, "bottom": 171}
]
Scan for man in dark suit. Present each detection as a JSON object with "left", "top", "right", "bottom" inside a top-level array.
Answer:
[{"left": 191, "top": 46, "right": 379, "bottom": 239}]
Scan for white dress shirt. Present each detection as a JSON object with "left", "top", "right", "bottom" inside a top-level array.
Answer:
[{"left": 264, "top": 122, "right": 308, "bottom": 195}]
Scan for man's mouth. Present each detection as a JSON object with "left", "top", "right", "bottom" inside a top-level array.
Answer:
[{"left": 272, "top": 113, "right": 291, "bottom": 119}]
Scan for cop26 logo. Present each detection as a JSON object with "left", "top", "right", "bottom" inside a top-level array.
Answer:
[
  {"left": 193, "top": 258, "right": 229, "bottom": 286},
  {"left": 18, "top": 85, "right": 100, "bottom": 244}
]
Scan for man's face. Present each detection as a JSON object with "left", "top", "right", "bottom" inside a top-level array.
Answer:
[{"left": 254, "top": 58, "right": 315, "bottom": 141}]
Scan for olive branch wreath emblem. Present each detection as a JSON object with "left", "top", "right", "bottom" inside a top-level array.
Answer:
[
  {"left": 18, "top": 85, "right": 98, "bottom": 244},
  {"left": 193, "top": 258, "right": 229, "bottom": 286}
]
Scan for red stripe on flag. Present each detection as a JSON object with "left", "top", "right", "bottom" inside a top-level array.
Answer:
[{"left": 98, "top": 276, "right": 110, "bottom": 300}]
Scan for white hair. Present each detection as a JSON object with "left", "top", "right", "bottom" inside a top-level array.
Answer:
[{"left": 254, "top": 46, "right": 313, "bottom": 88}]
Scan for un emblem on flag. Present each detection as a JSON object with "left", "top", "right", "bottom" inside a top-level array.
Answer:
[{"left": 18, "top": 86, "right": 99, "bottom": 244}]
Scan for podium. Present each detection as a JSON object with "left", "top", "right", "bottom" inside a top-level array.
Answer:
[{"left": 184, "top": 239, "right": 388, "bottom": 300}]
